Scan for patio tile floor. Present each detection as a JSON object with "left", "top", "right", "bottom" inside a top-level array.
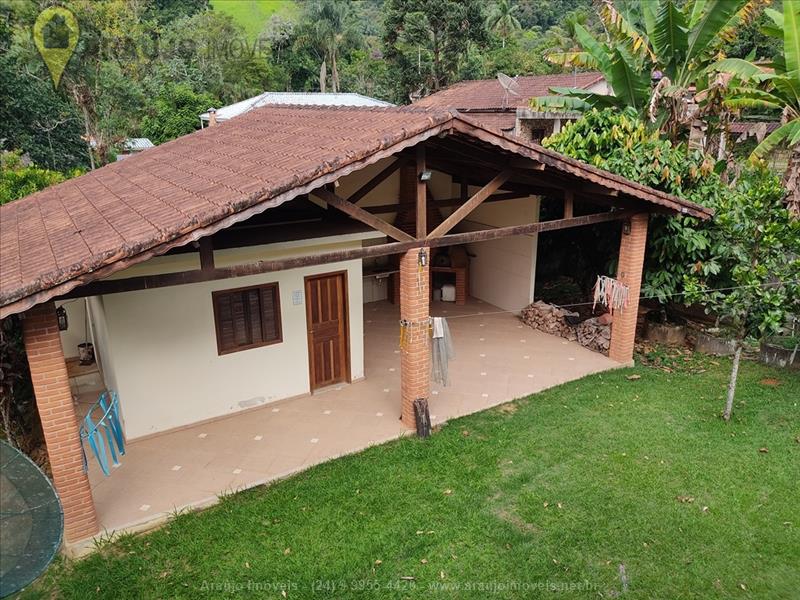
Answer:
[{"left": 81, "top": 299, "right": 618, "bottom": 538}]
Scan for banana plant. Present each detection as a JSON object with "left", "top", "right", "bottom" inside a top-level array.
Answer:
[
  {"left": 532, "top": 0, "right": 764, "bottom": 142},
  {"left": 711, "top": 2, "right": 800, "bottom": 159},
  {"left": 710, "top": 0, "right": 799, "bottom": 214}
]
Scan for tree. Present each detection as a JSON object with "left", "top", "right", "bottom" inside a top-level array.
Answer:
[
  {"left": 144, "top": 0, "right": 209, "bottom": 25},
  {"left": 158, "top": 10, "right": 276, "bottom": 105},
  {"left": 141, "top": 84, "right": 217, "bottom": 145},
  {"left": 296, "top": 0, "right": 361, "bottom": 93},
  {"left": 486, "top": 0, "right": 521, "bottom": 48},
  {"left": 685, "top": 166, "right": 800, "bottom": 421},
  {"left": 532, "top": 0, "right": 767, "bottom": 144},
  {"left": 383, "top": 0, "right": 488, "bottom": 102},
  {"left": 514, "top": 0, "right": 595, "bottom": 30},
  {"left": 712, "top": 1, "right": 800, "bottom": 214},
  {"left": 0, "top": 6, "right": 86, "bottom": 170},
  {"left": 483, "top": 28, "right": 561, "bottom": 77}
]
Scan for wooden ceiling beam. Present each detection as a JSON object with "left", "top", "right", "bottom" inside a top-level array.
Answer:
[
  {"left": 428, "top": 170, "right": 512, "bottom": 238},
  {"left": 311, "top": 188, "right": 414, "bottom": 242},
  {"left": 363, "top": 191, "right": 532, "bottom": 215},
  {"left": 58, "top": 210, "right": 640, "bottom": 300},
  {"left": 347, "top": 157, "right": 406, "bottom": 205}
]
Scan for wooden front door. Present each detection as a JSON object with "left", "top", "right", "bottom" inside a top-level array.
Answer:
[{"left": 305, "top": 272, "right": 350, "bottom": 391}]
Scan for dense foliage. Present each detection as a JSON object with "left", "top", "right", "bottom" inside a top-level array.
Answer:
[
  {"left": 141, "top": 84, "right": 217, "bottom": 145},
  {"left": 684, "top": 165, "right": 799, "bottom": 419},
  {"left": 685, "top": 167, "right": 800, "bottom": 340},
  {"left": 0, "top": 151, "right": 83, "bottom": 205},
  {"left": 544, "top": 109, "right": 730, "bottom": 303},
  {"left": 0, "top": 0, "right": 596, "bottom": 164}
]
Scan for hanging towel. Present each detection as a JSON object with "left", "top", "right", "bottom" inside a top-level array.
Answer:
[
  {"left": 432, "top": 316, "right": 444, "bottom": 339},
  {"left": 431, "top": 317, "right": 455, "bottom": 386}
]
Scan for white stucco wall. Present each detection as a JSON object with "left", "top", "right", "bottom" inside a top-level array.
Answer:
[
  {"left": 456, "top": 195, "right": 540, "bottom": 312},
  {"left": 87, "top": 296, "right": 117, "bottom": 393},
  {"left": 97, "top": 235, "right": 372, "bottom": 439}
]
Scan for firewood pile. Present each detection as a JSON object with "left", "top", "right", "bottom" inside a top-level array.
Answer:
[{"left": 521, "top": 301, "right": 611, "bottom": 354}]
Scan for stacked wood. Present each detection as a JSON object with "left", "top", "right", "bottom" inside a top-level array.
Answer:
[
  {"left": 521, "top": 301, "right": 579, "bottom": 340},
  {"left": 574, "top": 318, "right": 612, "bottom": 354},
  {"left": 520, "top": 301, "right": 611, "bottom": 355}
]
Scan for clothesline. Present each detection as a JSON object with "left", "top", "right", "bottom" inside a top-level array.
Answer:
[{"left": 439, "top": 278, "right": 799, "bottom": 321}]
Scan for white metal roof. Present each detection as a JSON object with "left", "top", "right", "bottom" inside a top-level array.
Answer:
[
  {"left": 121, "top": 138, "right": 155, "bottom": 151},
  {"left": 200, "top": 92, "right": 393, "bottom": 123}
]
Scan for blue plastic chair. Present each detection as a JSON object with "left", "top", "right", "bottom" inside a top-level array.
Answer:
[{"left": 79, "top": 391, "right": 125, "bottom": 476}]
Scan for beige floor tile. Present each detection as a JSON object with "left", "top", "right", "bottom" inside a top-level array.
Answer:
[{"left": 82, "top": 298, "right": 618, "bottom": 536}]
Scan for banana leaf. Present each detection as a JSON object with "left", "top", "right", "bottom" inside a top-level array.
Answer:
[
  {"left": 751, "top": 119, "right": 800, "bottom": 159},
  {"left": 653, "top": 0, "right": 688, "bottom": 75},
  {"left": 784, "top": 0, "right": 800, "bottom": 75}
]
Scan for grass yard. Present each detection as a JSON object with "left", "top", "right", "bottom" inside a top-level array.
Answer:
[
  {"left": 21, "top": 352, "right": 799, "bottom": 599},
  {"left": 210, "top": 0, "right": 298, "bottom": 41}
]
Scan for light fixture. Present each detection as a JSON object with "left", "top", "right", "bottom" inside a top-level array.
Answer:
[
  {"left": 56, "top": 306, "right": 68, "bottom": 331},
  {"left": 419, "top": 170, "right": 432, "bottom": 181},
  {"left": 418, "top": 248, "right": 428, "bottom": 267}
]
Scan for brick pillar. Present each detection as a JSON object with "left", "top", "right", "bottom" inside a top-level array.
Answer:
[
  {"left": 399, "top": 248, "right": 430, "bottom": 428},
  {"left": 23, "top": 301, "right": 99, "bottom": 543},
  {"left": 609, "top": 213, "right": 649, "bottom": 364}
]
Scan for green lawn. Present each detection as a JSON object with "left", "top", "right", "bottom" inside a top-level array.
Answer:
[
  {"left": 210, "top": 0, "right": 298, "bottom": 41},
  {"left": 22, "top": 352, "right": 799, "bottom": 599}
]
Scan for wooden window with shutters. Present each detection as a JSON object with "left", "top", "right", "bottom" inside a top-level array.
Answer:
[{"left": 212, "top": 283, "right": 282, "bottom": 355}]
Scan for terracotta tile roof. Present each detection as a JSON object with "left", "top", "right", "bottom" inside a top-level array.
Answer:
[
  {"left": 0, "top": 103, "right": 710, "bottom": 316},
  {"left": 0, "top": 106, "right": 454, "bottom": 314},
  {"left": 729, "top": 121, "right": 780, "bottom": 134},
  {"left": 457, "top": 112, "right": 518, "bottom": 131},
  {"left": 414, "top": 72, "right": 604, "bottom": 110}
]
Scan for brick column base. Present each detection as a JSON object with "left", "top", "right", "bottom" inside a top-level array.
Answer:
[
  {"left": 609, "top": 213, "right": 649, "bottom": 364},
  {"left": 23, "top": 301, "right": 99, "bottom": 543},
  {"left": 399, "top": 248, "right": 431, "bottom": 428}
]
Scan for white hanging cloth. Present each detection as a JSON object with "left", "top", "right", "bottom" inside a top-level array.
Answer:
[{"left": 592, "top": 275, "right": 629, "bottom": 315}]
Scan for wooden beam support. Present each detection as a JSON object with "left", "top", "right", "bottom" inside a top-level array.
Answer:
[
  {"left": 563, "top": 189, "right": 574, "bottom": 219},
  {"left": 312, "top": 187, "right": 414, "bottom": 242},
  {"left": 583, "top": 183, "right": 619, "bottom": 196},
  {"left": 364, "top": 191, "right": 530, "bottom": 215},
  {"left": 58, "top": 210, "right": 640, "bottom": 300},
  {"left": 511, "top": 158, "right": 545, "bottom": 170},
  {"left": 416, "top": 145, "right": 426, "bottom": 238},
  {"left": 427, "top": 170, "right": 511, "bottom": 238},
  {"left": 347, "top": 157, "right": 406, "bottom": 205},
  {"left": 198, "top": 237, "right": 214, "bottom": 270}
]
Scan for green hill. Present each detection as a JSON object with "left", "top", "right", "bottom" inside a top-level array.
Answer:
[{"left": 210, "top": 0, "right": 298, "bottom": 41}]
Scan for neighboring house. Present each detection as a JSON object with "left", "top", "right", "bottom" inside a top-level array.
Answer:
[
  {"left": 199, "top": 92, "right": 393, "bottom": 126},
  {"left": 115, "top": 138, "right": 155, "bottom": 161},
  {"left": 0, "top": 104, "right": 710, "bottom": 551},
  {"left": 413, "top": 72, "right": 608, "bottom": 140}
]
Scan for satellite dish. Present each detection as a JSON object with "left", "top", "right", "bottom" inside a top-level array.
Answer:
[
  {"left": 0, "top": 440, "right": 63, "bottom": 597},
  {"left": 497, "top": 72, "right": 521, "bottom": 108}
]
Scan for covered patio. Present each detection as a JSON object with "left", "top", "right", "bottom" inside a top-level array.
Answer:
[
  {"left": 84, "top": 298, "right": 616, "bottom": 535},
  {"left": 0, "top": 104, "right": 712, "bottom": 553}
]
